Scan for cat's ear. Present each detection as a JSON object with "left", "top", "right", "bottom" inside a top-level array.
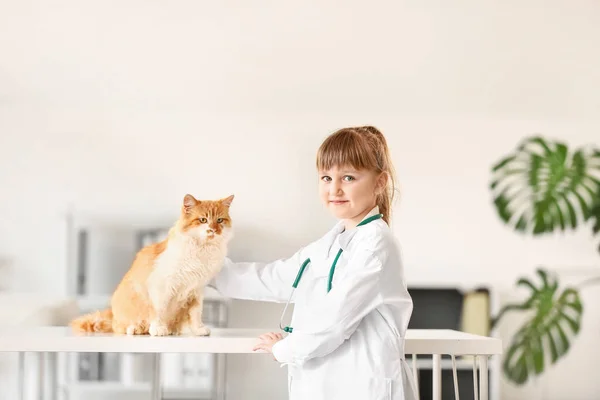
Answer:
[
  {"left": 220, "top": 194, "right": 234, "bottom": 207},
  {"left": 183, "top": 194, "right": 198, "bottom": 212}
]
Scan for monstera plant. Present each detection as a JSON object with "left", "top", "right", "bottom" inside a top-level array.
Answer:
[{"left": 489, "top": 136, "right": 600, "bottom": 385}]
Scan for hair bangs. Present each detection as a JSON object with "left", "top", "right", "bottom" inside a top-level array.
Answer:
[{"left": 316, "top": 129, "right": 378, "bottom": 172}]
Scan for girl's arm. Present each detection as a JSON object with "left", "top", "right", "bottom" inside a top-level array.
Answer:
[{"left": 209, "top": 246, "right": 311, "bottom": 303}]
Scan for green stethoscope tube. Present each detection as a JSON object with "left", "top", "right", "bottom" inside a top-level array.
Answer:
[{"left": 279, "top": 213, "right": 383, "bottom": 333}]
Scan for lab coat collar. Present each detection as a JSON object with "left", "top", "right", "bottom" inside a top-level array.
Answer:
[
  {"left": 337, "top": 205, "right": 381, "bottom": 250},
  {"left": 311, "top": 206, "right": 380, "bottom": 276}
]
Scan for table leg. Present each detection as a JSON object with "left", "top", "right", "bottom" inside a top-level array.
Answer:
[
  {"left": 214, "top": 353, "right": 227, "bottom": 400},
  {"left": 479, "top": 355, "right": 489, "bottom": 400},
  {"left": 214, "top": 301, "right": 228, "bottom": 400},
  {"left": 473, "top": 357, "right": 479, "bottom": 400},
  {"left": 57, "top": 352, "right": 71, "bottom": 400},
  {"left": 37, "top": 352, "right": 45, "bottom": 400},
  {"left": 432, "top": 354, "right": 441, "bottom": 400},
  {"left": 45, "top": 353, "right": 57, "bottom": 400},
  {"left": 18, "top": 352, "right": 25, "bottom": 400},
  {"left": 411, "top": 354, "right": 420, "bottom": 400},
  {"left": 451, "top": 355, "right": 459, "bottom": 400},
  {"left": 150, "top": 354, "right": 162, "bottom": 400},
  {"left": 121, "top": 353, "right": 136, "bottom": 385}
]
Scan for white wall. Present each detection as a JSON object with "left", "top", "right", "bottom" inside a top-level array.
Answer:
[{"left": 1, "top": 1, "right": 599, "bottom": 399}]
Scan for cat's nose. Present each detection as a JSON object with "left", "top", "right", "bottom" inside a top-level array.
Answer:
[{"left": 207, "top": 229, "right": 214, "bottom": 234}]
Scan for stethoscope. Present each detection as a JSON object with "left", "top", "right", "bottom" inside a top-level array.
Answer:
[{"left": 279, "top": 213, "right": 383, "bottom": 333}]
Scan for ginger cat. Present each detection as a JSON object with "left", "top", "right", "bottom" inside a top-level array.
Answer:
[{"left": 70, "top": 193, "right": 234, "bottom": 336}]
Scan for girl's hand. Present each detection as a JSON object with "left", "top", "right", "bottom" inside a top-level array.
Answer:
[{"left": 253, "top": 331, "right": 283, "bottom": 357}]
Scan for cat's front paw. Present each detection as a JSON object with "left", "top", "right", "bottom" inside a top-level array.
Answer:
[
  {"left": 191, "top": 325, "right": 211, "bottom": 336},
  {"left": 149, "top": 322, "right": 170, "bottom": 337}
]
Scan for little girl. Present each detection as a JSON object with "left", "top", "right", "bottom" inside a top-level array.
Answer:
[{"left": 212, "top": 126, "right": 417, "bottom": 400}]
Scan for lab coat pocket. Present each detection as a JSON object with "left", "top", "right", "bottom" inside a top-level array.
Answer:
[{"left": 302, "top": 267, "right": 330, "bottom": 304}]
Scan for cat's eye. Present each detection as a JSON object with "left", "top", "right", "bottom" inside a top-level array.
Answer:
[
  {"left": 199, "top": 217, "right": 208, "bottom": 223},
  {"left": 217, "top": 218, "right": 223, "bottom": 223}
]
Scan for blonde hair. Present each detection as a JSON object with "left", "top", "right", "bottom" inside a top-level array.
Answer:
[{"left": 316, "top": 126, "right": 398, "bottom": 224}]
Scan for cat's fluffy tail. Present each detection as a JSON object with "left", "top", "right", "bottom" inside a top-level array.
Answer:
[{"left": 70, "top": 308, "right": 113, "bottom": 333}]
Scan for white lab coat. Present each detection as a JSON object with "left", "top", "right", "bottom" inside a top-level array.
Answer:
[{"left": 212, "top": 206, "right": 418, "bottom": 400}]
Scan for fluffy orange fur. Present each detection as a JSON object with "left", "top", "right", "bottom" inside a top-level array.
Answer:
[{"left": 70, "top": 194, "right": 234, "bottom": 336}]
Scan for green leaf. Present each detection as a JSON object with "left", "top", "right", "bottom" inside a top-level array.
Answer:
[
  {"left": 490, "top": 136, "right": 600, "bottom": 235},
  {"left": 589, "top": 186, "right": 600, "bottom": 252},
  {"left": 492, "top": 155, "right": 518, "bottom": 172},
  {"left": 547, "top": 330, "right": 559, "bottom": 363},
  {"left": 515, "top": 214, "right": 528, "bottom": 232},
  {"left": 498, "top": 268, "right": 583, "bottom": 386},
  {"left": 569, "top": 191, "right": 589, "bottom": 221},
  {"left": 550, "top": 199, "right": 566, "bottom": 230},
  {"left": 493, "top": 191, "right": 513, "bottom": 223},
  {"left": 533, "top": 335, "right": 544, "bottom": 373}
]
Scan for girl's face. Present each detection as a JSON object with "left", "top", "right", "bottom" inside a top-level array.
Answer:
[{"left": 318, "top": 165, "right": 385, "bottom": 225}]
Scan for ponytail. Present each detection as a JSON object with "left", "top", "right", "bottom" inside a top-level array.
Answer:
[{"left": 356, "top": 126, "right": 398, "bottom": 224}]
